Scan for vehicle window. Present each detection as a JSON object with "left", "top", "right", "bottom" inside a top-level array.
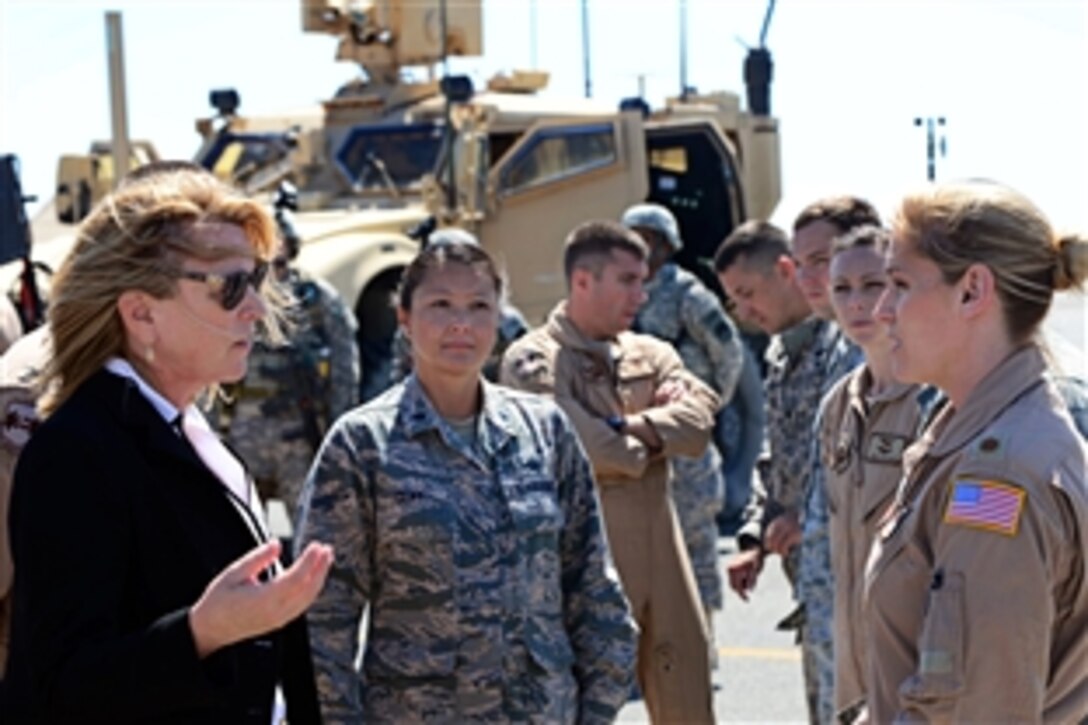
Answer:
[
  {"left": 500, "top": 123, "right": 616, "bottom": 195},
  {"left": 335, "top": 122, "right": 445, "bottom": 190},
  {"left": 650, "top": 146, "right": 688, "bottom": 174},
  {"left": 201, "top": 136, "right": 287, "bottom": 182}
]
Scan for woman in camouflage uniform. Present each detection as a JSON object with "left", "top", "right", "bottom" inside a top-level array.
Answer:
[{"left": 295, "top": 239, "right": 637, "bottom": 723}]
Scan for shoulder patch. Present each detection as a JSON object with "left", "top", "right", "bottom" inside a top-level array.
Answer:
[
  {"left": 943, "top": 479, "right": 1025, "bottom": 536},
  {"left": 1, "top": 393, "right": 38, "bottom": 453},
  {"left": 510, "top": 349, "right": 550, "bottom": 384}
]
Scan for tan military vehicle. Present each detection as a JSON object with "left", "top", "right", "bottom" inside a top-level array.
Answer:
[{"left": 43, "top": 0, "right": 782, "bottom": 397}]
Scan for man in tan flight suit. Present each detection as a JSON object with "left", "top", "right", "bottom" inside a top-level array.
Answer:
[{"left": 501, "top": 220, "right": 720, "bottom": 724}]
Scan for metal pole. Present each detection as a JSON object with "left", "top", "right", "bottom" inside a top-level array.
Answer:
[
  {"left": 679, "top": 0, "right": 688, "bottom": 97},
  {"left": 105, "top": 12, "right": 131, "bottom": 189},
  {"left": 913, "top": 115, "right": 947, "bottom": 181},
  {"left": 582, "top": 0, "right": 591, "bottom": 98},
  {"left": 529, "top": 0, "right": 538, "bottom": 68},
  {"left": 926, "top": 118, "right": 936, "bottom": 181},
  {"left": 441, "top": 0, "right": 456, "bottom": 212}
]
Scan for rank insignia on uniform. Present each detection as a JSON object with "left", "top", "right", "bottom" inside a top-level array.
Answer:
[
  {"left": 864, "top": 432, "right": 908, "bottom": 464},
  {"left": 943, "top": 479, "right": 1025, "bottom": 536}
]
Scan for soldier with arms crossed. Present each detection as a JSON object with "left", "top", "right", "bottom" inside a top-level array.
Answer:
[{"left": 502, "top": 220, "right": 720, "bottom": 724}]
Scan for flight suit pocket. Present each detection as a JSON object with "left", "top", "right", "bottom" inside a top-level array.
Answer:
[{"left": 900, "top": 570, "right": 965, "bottom": 716}]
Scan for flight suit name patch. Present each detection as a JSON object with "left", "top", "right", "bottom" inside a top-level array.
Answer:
[{"left": 943, "top": 479, "right": 1025, "bottom": 536}]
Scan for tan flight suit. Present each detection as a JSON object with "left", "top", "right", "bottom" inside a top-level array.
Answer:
[
  {"left": 502, "top": 302, "right": 720, "bottom": 724},
  {"left": 818, "top": 367, "right": 927, "bottom": 717},
  {"left": 864, "top": 346, "right": 1088, "bottom": 723}
]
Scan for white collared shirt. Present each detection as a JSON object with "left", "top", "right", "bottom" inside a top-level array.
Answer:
[{"left": 103, "top": 358, "right": 271, "bottom": 544}]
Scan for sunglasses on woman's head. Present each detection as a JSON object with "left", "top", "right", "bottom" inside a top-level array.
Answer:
[{"left": 175, "top": 261, "right": 269, "bottom": 311}]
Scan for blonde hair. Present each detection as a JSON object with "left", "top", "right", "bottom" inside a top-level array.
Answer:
[
  {"left": 892, "top": 180, "right": 1087, "bottom": 343},
  {"left": 40, "top": 167, "right": 287, "bottom": 415}
]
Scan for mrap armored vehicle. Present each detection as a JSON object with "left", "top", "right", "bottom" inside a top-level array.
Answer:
[{"left": 48, "top": 0, "right": 782, "bottom": 393}]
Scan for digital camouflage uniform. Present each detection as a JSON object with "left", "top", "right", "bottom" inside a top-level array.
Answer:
[
  {"left": 295, "top": 374, "right": 637, "bottom": 724},
  {"left": 736, "top": 317, "right": 859, "bottom": 725},
  {"left": 633, "top": 261, "right": 742, "bottom": 612},
  {"left": 214, "top": 269, "right": 359, "bottom": 521},
  {"left": 390, "top": 302, "right": 528, "bottom": 385}
]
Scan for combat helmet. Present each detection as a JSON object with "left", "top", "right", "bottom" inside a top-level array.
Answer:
[
  {"left": 621, "top": 203, "right": 682, "bottom": 252},
  {"left": 426, "top": 227, "right": 480, "bottom": 249}
]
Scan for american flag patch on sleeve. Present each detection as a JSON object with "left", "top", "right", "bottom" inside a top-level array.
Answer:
[{"left": 943, "top": 479, "right": 1025, "bottom": 536}]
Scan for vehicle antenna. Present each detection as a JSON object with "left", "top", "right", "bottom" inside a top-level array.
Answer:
[
  {"left": 582, "top": 0, "right": 592, "bottom": 98},
  {"left": 759, "top": 0, "right": 776, "bottom": 47},
  {"left": 679, "top": 0, "right": 689, "bottom": 99},
  {"left": 744, "top": 0, "right": 776, "bottom": 115}
]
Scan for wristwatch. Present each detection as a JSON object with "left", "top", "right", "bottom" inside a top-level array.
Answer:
[{"left": 604, "top": 414, "right": 626, "bottom": 433}]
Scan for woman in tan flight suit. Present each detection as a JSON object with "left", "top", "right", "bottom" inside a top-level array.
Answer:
[
  {"left": 815, "top": 225, "right": 934, "bottom": 721},
  {"left": 864, "top": 180, "right": 1088, "bottom": 722}
]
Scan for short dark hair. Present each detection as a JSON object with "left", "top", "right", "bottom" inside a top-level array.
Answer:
[
  {"left": 793, "top": 196, "right": 882, "bottom": 235},
  {"left": 713, "top": 220, "right": 790, "bottom": 274},
  {"left": 563, "top": 220, "right": 648, "bottom": 281},
  {"left": 397, "top": 240, "right": 504, "bottom": 311},
  {"left": 832, "top": 224, "right": 891, "bottom": 257}
]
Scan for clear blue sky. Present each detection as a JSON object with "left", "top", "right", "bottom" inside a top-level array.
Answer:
[{"left": 2, "top": 0, "right": 1086, "bottom": 231}]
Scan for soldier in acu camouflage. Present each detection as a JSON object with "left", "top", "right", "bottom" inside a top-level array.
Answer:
[
  {"left": 715, "top": 218, "right": 863, "bottom": 725},
  {"left": 213, "top": 197, "right": 359, "bottom": 522},
  {"left": 622, "top": 203, "right": 742, "bottom": 620},
  {"left": 295, "top": 239, "right": 636, "bottom": 724},
  {"left": 389, "top": 228, "right": 528, "bottom": 386}
]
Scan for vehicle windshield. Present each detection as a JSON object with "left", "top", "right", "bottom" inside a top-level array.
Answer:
[
  {"left": 335, "top": 122, "right": 445, "bottom": 191},
  {"left": 200, "top": 133, "right": 290, "bottom": 184}
]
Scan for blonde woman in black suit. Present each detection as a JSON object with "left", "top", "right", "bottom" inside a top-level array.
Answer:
[{"left": 2, "top": 166, "right": 332, "bottom": 724}]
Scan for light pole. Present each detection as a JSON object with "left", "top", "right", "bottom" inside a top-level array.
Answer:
[{"left": 913, "top": 116, "right": 947, "bottom": 181}]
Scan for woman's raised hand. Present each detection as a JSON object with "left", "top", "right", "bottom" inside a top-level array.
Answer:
[{"left": 189, "top": 539, "right": 333, "bottom": 658}]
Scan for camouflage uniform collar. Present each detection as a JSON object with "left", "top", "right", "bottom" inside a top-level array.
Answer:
[
  {"left": 774, "top": 316, "right": 825, "bottom": 362},
  {"left": 645, "top": 262, "right": 679, "bottom": 294},
  {"left": 909, "top": 345, "right": 1046, "bottom": 461},
  {"left": 398, "top": 374, "right": 515, "bottom": 462}
]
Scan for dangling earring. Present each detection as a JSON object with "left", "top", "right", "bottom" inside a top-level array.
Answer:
[{"left": 145, "top": 345, "right": 155, "bottom": 364}]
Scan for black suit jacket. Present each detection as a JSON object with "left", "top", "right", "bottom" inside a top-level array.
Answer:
[{"left": 2, "top": 369, "right": 321, "bottom": 724}]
